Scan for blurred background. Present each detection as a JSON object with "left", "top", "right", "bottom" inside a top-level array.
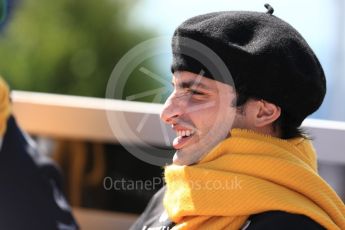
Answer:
[
  {"left": 1, "top": 0, "right": 345, "bottom": 120},
  {"left": 1, "top": 0, "right": 345, "bottom": 229}
]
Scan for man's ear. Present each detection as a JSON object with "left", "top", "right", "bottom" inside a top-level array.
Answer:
[{"left": 254, "top": 100, "right": 281, "bottom": 127}]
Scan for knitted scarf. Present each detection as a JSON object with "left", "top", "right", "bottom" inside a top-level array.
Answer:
[
  {"left": 164, "top": 129, "right": 345, "bottom": 230},
  {"left": 0, "top": 77, "right": 11, "bottom": 136}
]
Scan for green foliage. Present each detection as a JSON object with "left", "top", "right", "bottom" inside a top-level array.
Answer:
[{"left": 0, "top": 0, "right": 155, "bottom": 98}]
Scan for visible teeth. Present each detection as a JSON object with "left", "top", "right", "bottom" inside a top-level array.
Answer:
[{"left": 177, "top": 130, "right": 195, "bottom": 137}]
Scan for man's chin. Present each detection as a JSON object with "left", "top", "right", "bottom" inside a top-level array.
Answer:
[
  {"left": 172, "top": 149, "right": 202, "bottom": 166},
  {"left": 172, "top": 150, "right": 192, "bottom": 166},
  {"left": 171, "top": 136, "right": 227, "bottom": 166}
]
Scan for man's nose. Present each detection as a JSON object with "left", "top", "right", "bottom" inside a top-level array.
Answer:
[{"left": 160, "top": 95, "right": 184, "bottom": 124}]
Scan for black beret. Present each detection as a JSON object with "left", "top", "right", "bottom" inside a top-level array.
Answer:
[{"left": 171, "top": 5, "right": 326, "bottom": 126}]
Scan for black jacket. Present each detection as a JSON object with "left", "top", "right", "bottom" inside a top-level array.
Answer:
[
  {"left": 130, "top": 186, "right": 326, "bottom": 230},
  {"left": 0, "top": 116, "right": 78, "bottom": 230}
]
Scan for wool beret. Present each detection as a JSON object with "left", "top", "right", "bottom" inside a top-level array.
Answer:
[{"left": 171, "top": 4, "right": 326, "bottom": 127}]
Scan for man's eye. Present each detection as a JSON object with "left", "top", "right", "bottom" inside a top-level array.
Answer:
[{"left": 189, "top": 89, "right": 204, "bottom": 95}]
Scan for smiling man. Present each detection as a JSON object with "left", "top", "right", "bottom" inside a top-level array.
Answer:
[
  {"left": 167, "top": 71, "right": 238, "bottom": 166},
  {"left": 130, "top": 4, "right": 345, "bottom": 230}
]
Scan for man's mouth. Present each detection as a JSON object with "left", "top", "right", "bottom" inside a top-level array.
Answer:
[
  {"left": 173, "top": 129, "right": 196, "bottom": 149},
  {"left": 176, "top": 130, "right": 195, "bottom": 138}
]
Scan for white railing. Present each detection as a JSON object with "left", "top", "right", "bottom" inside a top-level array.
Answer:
[{"left": 11, "top": 90, "right": 345, "bottom": 164}]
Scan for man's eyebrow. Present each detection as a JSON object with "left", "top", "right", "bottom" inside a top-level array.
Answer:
[{"left": 172, "top": 80, "right": 211, "bottom": 90}]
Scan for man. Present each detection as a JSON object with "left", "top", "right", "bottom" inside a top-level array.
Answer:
[{"left": 131, "top": 4, "right": 345, "bottom": 230}]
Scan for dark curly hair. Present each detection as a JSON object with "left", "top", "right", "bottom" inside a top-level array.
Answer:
[{"left": 234, "top": 92, "right": 308, "bottom": 139}]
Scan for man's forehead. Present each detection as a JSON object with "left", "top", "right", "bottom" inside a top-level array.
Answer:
[{"left": 172, "top": 71, "right": 217, "bottom": 88}]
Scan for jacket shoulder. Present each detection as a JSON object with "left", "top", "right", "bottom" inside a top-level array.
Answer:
[
  {"left": 129, "top": 186, "right": 170, "bottom": 230},
  {"left": 245, "top": 210, "right": 326, "bottom": 230}
]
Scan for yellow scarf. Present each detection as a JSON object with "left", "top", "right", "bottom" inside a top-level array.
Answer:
[
  {"left": 0, "top": 76, "right": 11, "bottom": 136},
  {"left": 164, "top": 129, "right": 345, "bottom": 230}
]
